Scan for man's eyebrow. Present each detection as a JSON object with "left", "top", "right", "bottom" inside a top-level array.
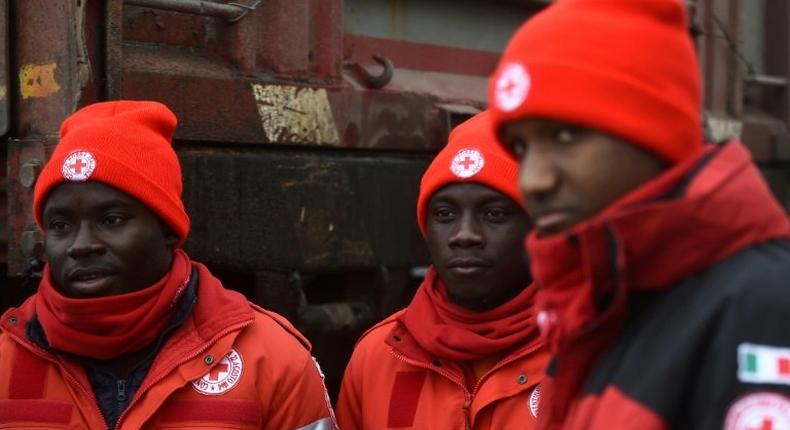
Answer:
[{"left": 43, "top": 198, "right": 135, "bottom": 217}]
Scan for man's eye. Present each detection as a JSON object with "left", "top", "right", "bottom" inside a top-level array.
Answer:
[
  {"left": 556, "top": 126, "right": 582, "bottom": 143},
  {"left": 485, "top": 208, "right": 507, "bottom": 221},
  {"left": 103, "top": 215, "right": 125, "bottom": 225},
  {"left": 49, "top": 220, "right": 70, "bottom": 232},
  {"left": 510, "top": 139, "right": 527, "bottom": 159},
  {"left": 434, "top": 208, "right": 455, "bottom": 220}
]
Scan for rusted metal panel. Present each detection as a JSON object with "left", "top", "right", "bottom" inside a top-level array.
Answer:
[
  {"left": 179, "top": 148, "right": 430, "bottom": 272},
  {"left": 0, "top": 0, "right": 8, "bottom": 136},
  {"left": 12, "top": 0, "right": 91, "bottom": 135},
  {"left": 6, "top": 138, "right": 54, "bottom": 275},
  {"left": 120, "top": 66, "right": 447, "bottom": 150}
]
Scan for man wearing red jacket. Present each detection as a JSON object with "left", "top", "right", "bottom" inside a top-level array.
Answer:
[
  {"left": 336, "top": 111, "right": 548, "bottom": 429},
  {"left": 487, "top": 0, "right": 790, "bottom": 429},
  {"left": 0, "top": 101, "right": 337, "bottom": 429}
]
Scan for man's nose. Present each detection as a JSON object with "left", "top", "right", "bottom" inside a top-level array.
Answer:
[
  {"left": 519, "top": 143, "right": 559, "bottom": 203},
  {"left": 448, "top": 213, "right": 485, "bottom": 248},
  {"left": 66, "top": 223, "right": 106, "bottom": 258}
]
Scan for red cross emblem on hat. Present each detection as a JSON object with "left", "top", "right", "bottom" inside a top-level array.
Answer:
[
  {"left": 450, "top": 149, "right": 485, "bottom": 178},
  {"left": 61, "top": 150, "right": 97, "bottom": 182},
  {"left": 495, "top": 63, "right": 531, "bottom": 112}
]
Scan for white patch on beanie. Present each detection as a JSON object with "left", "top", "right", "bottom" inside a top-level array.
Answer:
[
  {"left": 495, "top": 63, "right": 531, "bottom": 112},
  {"left": 450, "top": 148, "right": 485, "bottom": 178},
  {"left": 61, "top": 150, "right": 97, "bottom": 182}
]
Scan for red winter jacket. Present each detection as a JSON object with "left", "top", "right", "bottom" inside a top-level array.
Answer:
[
  {"left": 0, "top": 262, "right": 336, "bottom": 430},
  {"left": 337, "top": 310, "right": 549, "bottom": 430}
]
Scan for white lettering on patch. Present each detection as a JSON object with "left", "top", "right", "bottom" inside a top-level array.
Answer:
[{"left": 191, "top": 349, "right": 244, "bottom": 395}]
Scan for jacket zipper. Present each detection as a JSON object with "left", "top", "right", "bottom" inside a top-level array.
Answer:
[
  {"left": 116, "top": 379, "right": 127, "bottom": 418},
  {"left": 5, "top": 331, "right": 110, "bottom": 429},
  {"left": 390, "top": 349, "right": 473, "bottom": 429},
  {"left": 114, "top": 318, "right": 254, "bottom": 429},
  {"left": 390, "top": 344, "right": 539, "bottom": 430}
]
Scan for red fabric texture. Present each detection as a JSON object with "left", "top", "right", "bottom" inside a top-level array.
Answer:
[
  {"left": 33, "top": 100, "right": 190, "bottom": 244},
  {"left": 9, "top": 347, "right": 48, "bottom": 399},
  {"left": 35, "top": 249, "right": 192, "bottom": 360},
  {"left": 159, "top": 399, "right": 261, "bottom": 426},
  {"left": 0, "top": 400, "right": 73, "bottom": 424},
  {"left": 528, "top": 141, "right": 790, "bottom": 428},
  {"left": 387, "top": 371, "right": 428, "bottom": 427},
  {"left": 488, "top": 0, "right": 701, "bottom": 162},
  {"left": 417, "top": 110, "right": 521, "bottom": 235},
  {"left": 400, "top": 267, "right": 540, "bottom": 362}
]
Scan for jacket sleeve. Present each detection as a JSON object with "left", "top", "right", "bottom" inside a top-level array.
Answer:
[
  {"left": 264, "top": 354, "right": 337, "bottom": 430},
  {"left": 336, "top": 353, "right": 364, "bottom": 430},
  {"left": 693, "top": 245, "right": 790, "bottom": 430}
]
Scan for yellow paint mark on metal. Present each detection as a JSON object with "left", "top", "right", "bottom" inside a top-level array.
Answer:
[
  {"left": 19, "top": 63, "right": 61, "bottom": 99},
  {"left": 251, "top": 84, "right": 340, "bottom": 145},
  {"left": 0, "top": 84, "right": 6, "bottom": 100}
]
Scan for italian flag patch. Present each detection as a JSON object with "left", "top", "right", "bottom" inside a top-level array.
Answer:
[{"left": 738, "top": 343, "right": 790, "bottom": 385}]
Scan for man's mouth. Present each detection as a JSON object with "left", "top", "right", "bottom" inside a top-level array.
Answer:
[
  {"left": 66, "top": 267, "right": 116, "bottom": 295},
  {"left": 532, "top": 210, "right": 576, "bottom": 236},
  {"left": 447, "top": 258, "right": 492, "bottom": 276}
]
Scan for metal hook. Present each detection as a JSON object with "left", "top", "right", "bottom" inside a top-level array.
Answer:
[
  {"left": 344, "top": 54, "right": 394, "bottom": 90},
  {"left": 227, "top": 0, "right": 261, "bottom": 22}
]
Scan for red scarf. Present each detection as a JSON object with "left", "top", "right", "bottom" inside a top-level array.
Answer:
[
  {"left": 35, "top": 249, "right": 192, "bottom": 360},
  {"left": 400, "top": 267, "right": 540, "bottom": 362},
  {"left": 530, "top": 141, "right": 790, "bottom": 427}
]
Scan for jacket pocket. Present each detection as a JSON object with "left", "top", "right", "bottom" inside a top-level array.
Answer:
[
  {"left": 0, "top": 399, "right": 73, "bottom": 429},
  {"left": 155, "top": 399, "right": 261, "bottom": 429}
]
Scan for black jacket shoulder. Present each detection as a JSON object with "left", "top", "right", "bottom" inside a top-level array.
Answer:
[{"left": 585, "top": 239, "right": 790, "bottom": 429}]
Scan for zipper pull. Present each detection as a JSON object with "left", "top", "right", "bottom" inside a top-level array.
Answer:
[{"left": 117, "top": 379, "right": 127, "bottom": 402}]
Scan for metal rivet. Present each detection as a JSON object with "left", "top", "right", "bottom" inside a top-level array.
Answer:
[
  {"left": 518, "top": 374, "right": 528, "bottom": 385},
  {"left": 19, "top": 160, "right": 42, "bottom": 188},
  {"left": 7, "top": 315, "right": 18, "bottom": 325},
  {"left": 204, "top": 355, "right": 214, "bottom": 365}
]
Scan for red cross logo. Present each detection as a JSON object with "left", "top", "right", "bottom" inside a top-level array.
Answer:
[
  {"left": 459, "top": 156, "right": 475, "bottom": 170},
  {"left": 191, "top": 348, "right": 244, "bottom": 396},
  {"left": 724, "top": 392, "right": 790, "bottom": 430},
  {"left": 450, "top": 149, "right": 484, "bottom": 178},
  {"left": 495, "top": 63, "right": 530, "bottom": 112},
  {"left": 69, "top": 157, "right": 86, "bottom": 174},
  {"left": 61, "top": 150, "right": 96, "bottom": 181},
  {"left": 749, "top": 419, "right": 774, "bottom": 430},
  {"left": 208, "top": 363, "right": 229, "bottom": 381}
]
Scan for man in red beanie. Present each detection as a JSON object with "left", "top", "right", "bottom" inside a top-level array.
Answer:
[
  {"left": 0, "top": 101, "right": 337, "bottom": 430},
  {"left": 487, "top": 0, "right": 790, "bottom": 429},
  {"left": 336, "top": 111, "right": 548, "bottom": 429}
]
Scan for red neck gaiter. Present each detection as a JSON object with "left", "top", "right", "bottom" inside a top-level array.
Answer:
[
  {"left": 530, "top": 141, "right": 790, "bottom": 427},
  {"left": 400, "top": 266, "right": 540, "bottom": 362},
  {"left": 35, "top": 249, "right": 192, "bottom": 360}
]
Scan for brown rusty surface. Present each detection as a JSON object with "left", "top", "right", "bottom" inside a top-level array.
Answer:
[
  {"left": 0, "top": 0, "right": 8, "bottom": 136},
  {"left": 12, "top": 0, "right": 90, "bottom": 135},
  {"left": 120, "top": 67, "right": 446, "bottom": 151},
  {"left": 6, "top": 138, "right": 55, "bottom": 276}
]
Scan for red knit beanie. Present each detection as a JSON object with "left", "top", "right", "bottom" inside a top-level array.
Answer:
[
  {"left": 417, "top": 111, "right": 522, "bottom": 236},
  {"left": 488, "top": 0, "right": 702, "bottom": 163},
  {"left": 34, "top": 100, "right": 190, "bottom": 245}
]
